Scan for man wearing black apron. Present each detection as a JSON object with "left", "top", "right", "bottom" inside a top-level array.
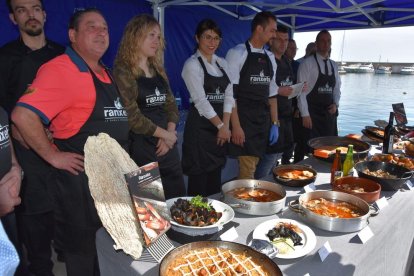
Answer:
[
  {"left": 297, "top": 30, "right": 341, "bottom": 152},
  {"left": 129, "top": 73, "right": 186, "bottom": 199},
  {"left": 12, "top": 9, "right": 128, "bottom": 275},
  {"left": 182, "top": 55, "right": 231, "bottom": 196},
  {"left": 226, "top": 11, "right": 279, "bottom": 179},
  {"left": 0, "top": 1, "right": 64, "bottom": 274},
  {"left": 255, "top": 25, "right": 295, "bottom": 179}
]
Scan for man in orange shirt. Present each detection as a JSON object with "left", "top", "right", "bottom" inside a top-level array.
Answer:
[{"left": 12, "top": 8, "right": 129, "bottom": 275}]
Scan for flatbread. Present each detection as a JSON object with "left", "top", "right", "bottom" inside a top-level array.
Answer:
[{"left": 84, "top": 133, "right": 144, "bottom": 259}]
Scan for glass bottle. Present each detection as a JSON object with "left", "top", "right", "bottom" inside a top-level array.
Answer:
[
  {"left": 382, "top": 112, "right": 395, "bottom": 154},
  {"left": 342, "top": 145, "right": 354, "bottom": 177},
  {"left": 330, "top": 149, "right": 342, "bottom": 184}
]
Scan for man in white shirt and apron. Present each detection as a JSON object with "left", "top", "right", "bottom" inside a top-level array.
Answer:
[
  {"left": 297, "top": 30, "right": 341, "bottom": 154},
  {"left": 226, "top": 11, "right": 279, "bottom": 179}
]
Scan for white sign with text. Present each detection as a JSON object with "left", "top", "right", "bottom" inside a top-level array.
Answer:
[
  {"left": 375, "top": 197, "right": 388, "bottom": 210},
  {"left": 220, "top": 227, "right": 238, "bottom": 241},
  {"left": 304, "top": 182, "right": 316, "bottom": 193},
  {"left": 318, "top": 241, "right": 332, "bottom": 262},
  {"left": 357, "top": 226, "right": 374, "bottom": 244}
]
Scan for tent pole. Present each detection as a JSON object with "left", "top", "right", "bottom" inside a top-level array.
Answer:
[
  {"left": 155, "top": 6, "right": 165, "bottom": 35},
  {"left": 152, "top": 2, "right": 165, "bottom": 61}
]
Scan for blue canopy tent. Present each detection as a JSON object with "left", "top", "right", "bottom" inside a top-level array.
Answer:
[{"left": 1, "top": 0, "right": 414, "bottom": 108}]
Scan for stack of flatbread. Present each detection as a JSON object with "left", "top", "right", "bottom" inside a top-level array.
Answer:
[{"left": 84, "top": 133, "right": 144, "bottom": 259}]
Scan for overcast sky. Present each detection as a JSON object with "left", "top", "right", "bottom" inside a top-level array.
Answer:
[{"left": 293, "top": 26, "right": 414, "bottom": 64}]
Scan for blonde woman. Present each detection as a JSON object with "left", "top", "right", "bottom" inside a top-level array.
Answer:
[{"left": 113, "top": 14, "right": 185, "bottom": 199}]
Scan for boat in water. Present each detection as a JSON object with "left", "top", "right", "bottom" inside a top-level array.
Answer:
[
  {"left": 354, "top": 63, "right": 375, "bottom": 73},
  {"left": 375, "top": 66, "right": 392, "bottom": 74},
  {"left": 400, "top": 66, "right": 414, "bottom": 75},
  {"left": 338, "top": 62, "right": 347, "bottom": 74},
  {"left": 338, "top": 66, "right": 347, "bottom": 74},
  {"left": 344, "top": 63, "right": 374, "bottom": 73},
  {"left": 343, "top": 63, "right": 360, "bottom": 73}
]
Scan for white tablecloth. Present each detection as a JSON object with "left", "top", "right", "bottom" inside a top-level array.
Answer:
[{"left": 96, "top": 156, "right": 414, "bottom": 276}]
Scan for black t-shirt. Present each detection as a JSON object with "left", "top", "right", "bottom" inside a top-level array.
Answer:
[
  {"left": 0, "top": 38, "right": 64, "bottom": 114},
  {"left": 0, "top": 107, "right": 11, "bottom": 179}
]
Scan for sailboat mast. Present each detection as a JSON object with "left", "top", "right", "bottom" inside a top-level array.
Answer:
[{"left": 340, "top": 30, "right": 345, "bottom": 64}]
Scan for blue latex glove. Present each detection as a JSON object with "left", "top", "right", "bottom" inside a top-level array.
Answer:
[{"left": 269, "top": 125, "right": 279, "bottom": 145}]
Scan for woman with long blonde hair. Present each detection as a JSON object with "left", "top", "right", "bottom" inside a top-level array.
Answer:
[{"left": 113, "top": 14, "right": 185, "bottom": 199}]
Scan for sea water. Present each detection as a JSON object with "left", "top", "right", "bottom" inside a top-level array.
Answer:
[
  {"left": 178, "top": 73, "right": 414, "bottom": 135},
  {"left": 338, "top": 73, "right": 414, "bottom": 136}
]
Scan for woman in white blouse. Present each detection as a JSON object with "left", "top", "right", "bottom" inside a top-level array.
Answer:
[{"left": 181, "top": 19, "right": 234, "bottom": 196}]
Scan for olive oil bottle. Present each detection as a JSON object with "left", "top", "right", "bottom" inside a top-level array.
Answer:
[{"left": 342, "top": 145, "right": 354, "bottom": 176}]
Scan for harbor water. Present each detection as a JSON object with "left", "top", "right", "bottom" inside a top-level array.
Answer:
[
  {"left": 338, "top": 73, "right": 414, "bottom": 136},
  {"left": 178, "top": 73, "right": 414, "bottom": 136}
]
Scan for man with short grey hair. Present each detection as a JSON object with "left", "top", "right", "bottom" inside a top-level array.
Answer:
[{"left": 297, "top": 30, "right": 341, "bottom": 151}]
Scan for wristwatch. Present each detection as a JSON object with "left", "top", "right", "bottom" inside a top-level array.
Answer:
[
  {"left": 216, "top": 122, "right": 224, "bottom": 129},
  {"left": 272, "top": 120, "right": 280, "bottom": 126}
]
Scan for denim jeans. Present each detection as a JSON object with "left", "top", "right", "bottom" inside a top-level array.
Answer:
[{"left": 255, "top": 153, "right": 282, "bottom": 179}]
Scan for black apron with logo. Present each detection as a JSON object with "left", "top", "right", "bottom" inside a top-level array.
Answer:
[
  {"left": 0, "top": 107, "right": 11, "bottom": 180},
  {"left": 130, "top": 74, "right": 185, "bottom": 200},
  {"left": 229, "top": 42, "right": 273, "bottom": 158},
  {"left": 53, "top": 68, "right": 129, "bottom": 254},
  {"left": 267, "top": 55, "right": 294, "bottom": 153},
  {"left": 307, "top": 54, "right": 337, "bottom": 138},
  {"left": 182, "top": 57, "right": 230, "bottom": 175}
]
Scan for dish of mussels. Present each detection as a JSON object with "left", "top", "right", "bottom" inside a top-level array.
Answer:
[
  {"left": 252, "top": 219, "right": 316, "bottom": 259},
  {"left": 166, "top": 196, "right": 234, "bottom": 235}
]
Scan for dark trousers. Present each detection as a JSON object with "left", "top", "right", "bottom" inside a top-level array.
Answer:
[
  {"left": 17, "top": 211, "right": 54, "bottom": 276},
  {"left": 130, "top": 135, "right": 186, "bottom": 200},
  {"left": 65, "top": 252, "right": 100, "bottom": 276},
  {"left": 187, "top": 168, "right": 222, "bottom": 197},
  {"left": 281, "top": 144, "right": 294, "bottom": 164},
  {"left": 293, "top": 116, "right": 307, "bottom": 163},
  {"left": 157, "top": 147, "right": 187, "bottom": 199}
]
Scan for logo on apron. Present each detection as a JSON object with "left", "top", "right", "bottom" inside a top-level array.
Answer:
[
  {"left": 280, "top": 76, "right": 293, "bottom": 87},
  {"left": 104, "top": 97, "right": 128, "bottom": 122},
  {"left": 318, "top": 83, "right": 333, "bottom": 94},
  {"left": 145, "top": 86, "right": 167, "bottom": 107},
  {"left": 250, "top": 69, "right": 271, "bottom": 85},
  {"left": 206, "top": 87, "right": 225, "bottom": 103},
  {"left": 0, "top": 124, "right": 10, "bottom": 149}
]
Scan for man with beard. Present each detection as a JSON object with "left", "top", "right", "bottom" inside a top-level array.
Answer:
[
  {"left": 226, "top": 11, "right": 279, "bottom": 179},
  {"left": 255, "top": 25, "right": 294, "bottom": 178},
  {"left": 0, "top": 0, "right": 64, "bottom": 275}
]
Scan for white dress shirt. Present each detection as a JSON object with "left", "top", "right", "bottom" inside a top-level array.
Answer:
[
  {"left": 181, "top": 50, "right": 235, "bottom": 119},
  {"left": 297, "top": 53, "right": 341, "bottom": 117},
  {"left": 225, "top": 41, "right": 278, "bottom": 97}
]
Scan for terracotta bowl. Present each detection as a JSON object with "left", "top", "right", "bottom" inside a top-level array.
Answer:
[{"left": 333, "top": 176, "right": 381, "bottom": 203}]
